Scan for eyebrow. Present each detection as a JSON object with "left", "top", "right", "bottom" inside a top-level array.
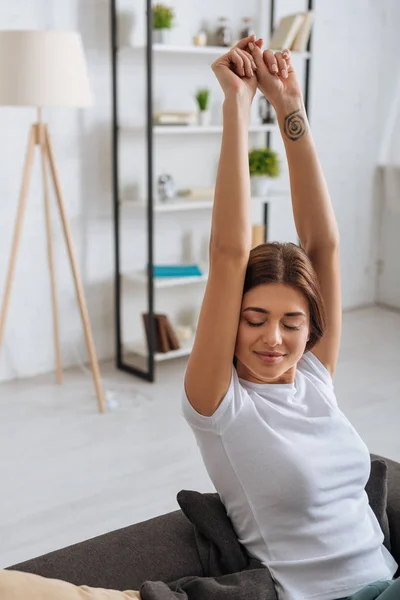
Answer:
[{"left": 243, "top": 307, "right": 306, "bottom": 317}]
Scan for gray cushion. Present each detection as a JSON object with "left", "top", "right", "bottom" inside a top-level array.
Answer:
[{"left": 366, "top": 458, "right": 391, "bottom": 550}]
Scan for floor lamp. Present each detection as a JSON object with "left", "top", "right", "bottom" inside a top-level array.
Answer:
[{"left": 0, "top": 31, "right": 105, "bottom": 413}]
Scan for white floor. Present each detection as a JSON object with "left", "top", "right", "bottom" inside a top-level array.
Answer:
[{"left": 0, "top": 305, "right": 399, "bottom": 569}]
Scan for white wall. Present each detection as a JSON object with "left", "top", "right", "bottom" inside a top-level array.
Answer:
[{"left": 0, "top": 0, "right": 398, "bottom": 382}]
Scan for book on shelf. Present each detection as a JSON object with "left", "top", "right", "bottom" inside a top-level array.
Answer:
[
  {"left": 153, "top": 264, "right": 203, "bottom": 278},
  {"left": 270, "top": 14, "right": 305, "bottom": 50},
  {"left": 291, "top": 11, "right": 314, "bottom": 52},
  {"left": 142, "top": 313, "right": 180, "bottom": 353},
  {"left": 270, "top": 12, "right": 313, "bottom": 52},
  {"left": 153, "top": 111, "right": 197, "bottom": 126},
  {"left": 177, "top": 187, "right": 215, "bottom": 200}
]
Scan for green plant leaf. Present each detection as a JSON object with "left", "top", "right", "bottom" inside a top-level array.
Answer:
[
  {"left": 248, "top": 147, "right": 280, "bottom": 178},
  {"left": 152, "top": 3, "right": 174, "bottom": 29}
]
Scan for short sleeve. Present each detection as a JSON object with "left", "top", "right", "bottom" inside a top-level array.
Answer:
[
  {"left": 182, "top": 365, "right": 246, "bottom": 435},
  {"left": 298, "top": 351, "right": 334, "bottom": 389}
]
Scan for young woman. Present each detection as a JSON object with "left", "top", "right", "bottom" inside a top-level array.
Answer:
[{"left": 182, "top": 35, "right": 398, "bottom": 600}]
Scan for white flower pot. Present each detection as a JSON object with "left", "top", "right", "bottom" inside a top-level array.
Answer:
[
  {"left": 250, "top": 176, "right": 272, "bottom": 198},
  {"left": 198, "top": 110, "right": 211, "bottom": 126},
  {"left": 153, "top": 28, "right": 171, "bottom": 44}
]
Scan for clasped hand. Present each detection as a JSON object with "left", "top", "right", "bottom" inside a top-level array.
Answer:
[{"left": 211, "top": 34, "right": 303, "bottom": 110}]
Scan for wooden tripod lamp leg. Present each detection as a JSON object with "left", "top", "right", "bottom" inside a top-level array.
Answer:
[
  {"left": 0, "top": 126, "right": 36, "bottom": 360},
  {"left": 39, "top": 123, "right": 63, "bottom": 384},
  {"left": 44, "top": 126, "right": 106, "bottom": 413}
]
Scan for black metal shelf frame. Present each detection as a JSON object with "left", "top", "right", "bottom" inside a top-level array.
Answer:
[{"left": 110, "top": 0, "right": 313, "bottom": 381}]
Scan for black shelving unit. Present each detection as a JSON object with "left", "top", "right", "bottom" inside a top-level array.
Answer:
[{"left": 110, "top": 0, "right": 313, "bottom": 382}]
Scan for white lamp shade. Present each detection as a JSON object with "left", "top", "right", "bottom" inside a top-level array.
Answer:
[{"left": 0, "top": 30, "right": 93, "bottom": 108}]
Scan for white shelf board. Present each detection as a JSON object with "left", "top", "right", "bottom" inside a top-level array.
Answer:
[
  {"left": 124, "top": 341, "right": 193, "bottom": 362},
  {"left": 121, "top": 44, "right": 310, "bottom": 59},
  {"left": 123, "top": 124, "right": 278, "bottom": 135},
  {"left": 120, "top": 192, "right": 287, "bottom": 213},
  {"left": 121, "top": 199, "right": 214, "bottom": 212},
  {"left": 123, "top": 271, "right": 209, "bottom": 288}
]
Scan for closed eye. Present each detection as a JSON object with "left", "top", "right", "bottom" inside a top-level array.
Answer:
[{"left": 246, "top": 321, "right": 300, "bottom": 331}]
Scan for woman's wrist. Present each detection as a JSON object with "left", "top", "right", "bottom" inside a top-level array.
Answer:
[
  {"left": 273, "top": 95, "right": 305, "bottom": 119},
  {"left": 223, "top": 93, "right": 252, "bottom": 123}
]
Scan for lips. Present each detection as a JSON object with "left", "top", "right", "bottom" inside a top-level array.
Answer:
[{"left": 256, "top": 352, "right": 284, "bottom": 357}]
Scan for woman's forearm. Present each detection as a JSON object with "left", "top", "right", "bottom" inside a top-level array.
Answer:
[
  {"left": 210, "top": 96, "right": 252, "bottom": 256},
  {"left": 276, "top": 98, "right": 340, "bottom": 252}
]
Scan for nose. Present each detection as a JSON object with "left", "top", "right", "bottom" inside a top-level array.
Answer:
[{"left": 261, "top": 323, "right": 282, "bottom": 347}]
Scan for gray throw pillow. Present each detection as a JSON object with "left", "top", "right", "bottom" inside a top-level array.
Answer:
[{"left": 365, "top": 458, "right": 391, "bottom": 550}]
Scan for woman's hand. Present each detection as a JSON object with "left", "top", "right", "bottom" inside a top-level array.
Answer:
[
  {"left": 249, "top": 43, "right": 303, "bottom": 110},
  {"left": 211, "top": 35, "right": 263, "bottom": 105}
]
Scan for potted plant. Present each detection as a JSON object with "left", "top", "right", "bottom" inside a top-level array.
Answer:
[
  {"left": 152, "top": 4, "right": 174, "bottom": 44},
  {"left": 195, "top": 89, "right": 211, "bottom": 126},
  {"left": 248, "top": 147, "right": 280, "bottom": 196}
]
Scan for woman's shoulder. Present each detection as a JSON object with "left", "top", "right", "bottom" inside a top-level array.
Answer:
[{"left": 298, "top": 351, "right": 334, "bottom": 389}]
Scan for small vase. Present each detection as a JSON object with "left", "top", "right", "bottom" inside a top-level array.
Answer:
[
  {"left": 198, "top": 110, "right": 211, "bottom": 127},
  {"left": 250, "top": 176, "right": 272, "bottom": 197},
  {"left": 153, "top": 28, "right": 171, "bottom": 44}
]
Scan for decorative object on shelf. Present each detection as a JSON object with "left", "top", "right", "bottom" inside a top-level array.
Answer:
[
  {"left": 153, "top": 111, "right": 196, "bottom": 126},
  {"left": 258, "top": 96, "right": 276, "bottom": 125},
  {"left": 0, "top": 30, "right": 105, "bottom": 413},
  {"left": 152, "top": 3, "right": 174, "bottom": 44},
  {"left": 158, "top": 174, "right": 176, "bottom": 203},
  {"left": 249, "top": 147, "right": 280, "bottom": 197},
  {"left": 252, "top": 224, "right": 266, "bottom": 248},
  {"left": 215, "top": 17, "right": 232, "bottom": 47},
  {"left": 176, "top": 324, "right": 194, "bottom": 343},
  {"left": 153, "top": 264, "right": 203, "bottom": 278},
  {"left": 142, "top": 313, "right": 180, "bottom": 353},
  {"left": 177, "top": 187, "right": 215, "bottom": 200},
  {"left": 193, "top": 29, "right": 207, "bottom": 46},
  {"left": 195, "top": 88, "right": 211, "bottom": 126},
  {"left": 240, "top": 17, "right": 255, "bottom": 40}
]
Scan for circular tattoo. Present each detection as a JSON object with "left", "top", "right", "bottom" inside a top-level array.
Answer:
[{"left": 284, "top": 110, "right": 307, "bottom": 141}]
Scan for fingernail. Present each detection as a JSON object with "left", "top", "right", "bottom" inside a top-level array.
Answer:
[
  {"left": 282, "top": 69, "right": 287, "bottom": 78},
  {"left": 272, "top": 64, "right": 278, "bottom": 73},
  {"left": 252, "top": 61, "right": 257, "bottom": 69},
  {"left": 248, "top": 42, "right": 254, "bottom": 51}
]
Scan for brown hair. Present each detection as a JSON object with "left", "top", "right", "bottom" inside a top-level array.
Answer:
[{"left": 242, "top": 242, "right": 326, "bottom": 353}]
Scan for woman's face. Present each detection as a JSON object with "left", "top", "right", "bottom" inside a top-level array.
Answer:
[{"left": 235, "top": 283, "right": 310, "bottom": 384}]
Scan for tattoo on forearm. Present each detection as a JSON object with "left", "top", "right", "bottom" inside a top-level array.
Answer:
[{"left": 283, "top": 109, "right": 307, "bottom": 141}]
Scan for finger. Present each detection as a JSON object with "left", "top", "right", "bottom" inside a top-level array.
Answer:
[
  {"left": 229, "top": 48, "right": 245, "bottom": 77},
  {"left": 275, "top": 52, "right": 288, "bottom": 79},
  {"left": 235, "top": 33, "right": 256, "bottom": 50},
  {"left": 247, "top": 40, "right": 266, "bottom": 72},
  {"left": 263, "top": 49, "right": 279, "bottom": 74},
  {"left": 255, "top": 37, "right": 263, "bottom": 49},
  {"left": 236, "top": 47, "right": 255, "bottom": 77},
  {"left": 282, "top": 48, "right": 293, "bottom": 72}
]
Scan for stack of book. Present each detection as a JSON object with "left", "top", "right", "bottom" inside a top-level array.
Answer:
[
  {"left": 153, "top": 264, "right": 203, "bottom": 278},
  {"left": 270, "top": 11, "right": 314, "bottom": 52},
  {"left": 177, "top": 187, "right": 215, "bottom": 200},
  {"left": 153, "top": 111, "right": 197, "bottom": 126},
  {"left": 142, "top": 313, "right": 180, "bottom": 353}
]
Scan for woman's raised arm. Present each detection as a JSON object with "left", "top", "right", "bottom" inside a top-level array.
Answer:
[
  {"left": 250, "top": 44, "right": 342, "bottom": 377},
  {"left": 184, "top": 36, "right": 260, "bottom": 417}
]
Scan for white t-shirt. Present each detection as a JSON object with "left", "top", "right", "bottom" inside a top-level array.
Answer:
[{"left": 182, "top": 351, "right": 398, "bottom": 600}]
